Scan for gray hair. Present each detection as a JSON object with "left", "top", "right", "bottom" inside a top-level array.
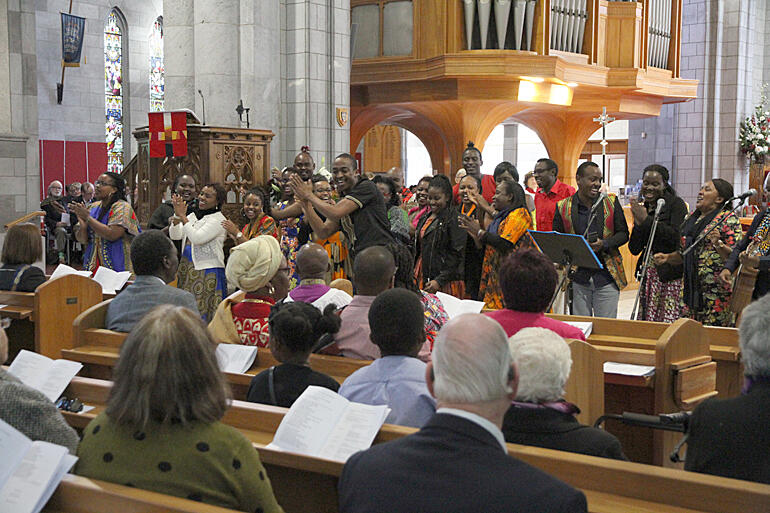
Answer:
[
  {"left": 508, "top": 328, "right": 571, "bottom": 403},
  {"left": 739, "top": 295, "right": 770, "bottom": 377},
  {"left": 106, "top": 305, "right": 230, "bottom": 428},
  {"left": 432, "top": 314, "right": 512, "bottom": 403}
]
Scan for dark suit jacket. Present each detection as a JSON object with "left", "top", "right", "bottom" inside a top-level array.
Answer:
[
  {"left": 684, "top": 381, "right": 770, "bottom": 484},
  {"left": 106, "top": 275, "right": 200, "bottom": 332},
  {"left": 339, "top": 413, "right": 587, "bottom": 513},
  {"left": 502, "top": 405, "right": 627, "bottom": 461}
]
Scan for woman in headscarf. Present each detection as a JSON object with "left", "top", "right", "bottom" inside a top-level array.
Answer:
[
  {"left": 459, "top": 179, "right": 533, "bottom": 309},
  {"left": 653, "top": 178, "right": 742, "bottom": 326},
  {"left": 169, "top": 183, "right": 228, "bottom": 322},
  {"left": 71, "top": 172, "right": 140, "bottom": 273},
  {"left": 208, "top": 236, "right": 290, "bottom": 347}
]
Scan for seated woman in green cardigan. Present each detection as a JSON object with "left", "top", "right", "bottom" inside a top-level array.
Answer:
[{"left": 76, "top": 305, "right": 284, "bottom": 513}]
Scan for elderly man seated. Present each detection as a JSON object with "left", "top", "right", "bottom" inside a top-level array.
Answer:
[
  {"left": 502, "top": 328, "right": 627, "bottom": 460},
  {"left": 684, "top": 294, "right": 770, "bottom": 484},
  {"left": 338, "top": 314, "right": 587, "bottom": 513},
  {"left": 283, "top": 242, "right": 352, "bottom": 311},
  {"left": 41, "top": 180, "right": 69, "bottom": 262}
]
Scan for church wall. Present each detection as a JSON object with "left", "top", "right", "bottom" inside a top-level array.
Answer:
[{"left": 35, "top": 0, "right": 162, "bottom": 165}]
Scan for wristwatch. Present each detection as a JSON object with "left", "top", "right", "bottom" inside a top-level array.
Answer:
[{"left": 236, "top": 232, "right": 243, "bottom": 239}]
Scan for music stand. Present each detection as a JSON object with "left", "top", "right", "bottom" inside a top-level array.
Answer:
[{"left": 528, "top": 231, "right": 604, "bottom": 311}]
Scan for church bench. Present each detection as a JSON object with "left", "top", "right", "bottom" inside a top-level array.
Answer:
[
  {"left": 67, "top": 300, "right": 605, "bottom": 426},
  {"left": 44, "top": 474, "right": 244, "bottom": 513},
  {"left": 3, "top": 274, "right": 104, "bottom": 362},
  {"left": 57, "top": 376, "right": 770, "bottom": 513},
  {"left": 547, "top": 314, "right": 743, "bottom": 398}
]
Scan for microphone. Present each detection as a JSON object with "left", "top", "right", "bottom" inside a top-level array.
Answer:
[
  {"left": 590, "top": 192, "right": 607, "bottom": 213},
  {"left": 197, "top": 89, "right": 206, "bottom": 125},
  {"left": 730, "top": 189, "right": 757, "bottom": 201},
  {"left": 654, "top": 197, "right": 665, "bottom": 217}
]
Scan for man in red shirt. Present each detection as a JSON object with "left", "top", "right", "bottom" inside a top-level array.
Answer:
[
  {"left": 533, "top": 158, "right": 575, "bottom": 231},
  {"left": 452, "top": 142, "right": 496, "bottom": 204}
]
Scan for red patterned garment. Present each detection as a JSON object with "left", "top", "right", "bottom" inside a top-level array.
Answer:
[{"left": 230, "top": 293, "right": 275, "bottom": 347}]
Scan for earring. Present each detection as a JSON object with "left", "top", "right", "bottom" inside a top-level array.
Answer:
[{"left": 266, "top": 283, "right": 275, "bottom": 295}]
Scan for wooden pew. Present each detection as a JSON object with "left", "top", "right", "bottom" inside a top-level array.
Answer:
[
  {"left": 66, "top": 299, "right": 370, "bottom": 398},
  {"left": 58, "top": 376, "right": 770, "bottom": 513},
  {"left": 66, "top": 300, "right": 606, "bottom": 426},
  {"left": 3, "top": 274, "right": 103, "bottom": 361},
  {"left": 547, "top": 314, "right": 742, "bottom": 398}
]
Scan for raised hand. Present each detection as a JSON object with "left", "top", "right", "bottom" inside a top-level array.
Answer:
[
  {"left": 290, "top": 174, "right": 313, "bottom": 201},
  {"left": 171, "top": 193, "right": 187, "bottom": 218},
  {"left": 222, "top": 219, "right": 239, "bottom": 237}
]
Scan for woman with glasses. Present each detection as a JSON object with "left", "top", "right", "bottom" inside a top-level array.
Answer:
[
  {"left": 170, "top": 183, "right": 228, "bottom": 323},
  {"left": 71, "top": 172, "right": 140, "bottom": 274},
  {"left": 209, "top": 236, "right": 291, "bottom": 347},
  {"left": 76, "top": 305, "right": 284, "bottom": 512}
]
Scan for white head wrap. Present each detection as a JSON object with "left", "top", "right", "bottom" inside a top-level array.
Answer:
[{"left": 226, "top": 235, "right": 282, "bottom": 292}]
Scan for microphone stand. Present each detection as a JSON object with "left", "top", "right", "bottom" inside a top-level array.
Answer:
[
  {"left": 680, "top": 197, "right": 750, "bottom": 258},
  {"left": 548, "top": 250, "right": 573, "bottom": 313},
  {"left": 630, "top": 204, "right": 663, "bottom": 320}
]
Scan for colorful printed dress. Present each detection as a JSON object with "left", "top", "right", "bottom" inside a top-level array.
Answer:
[
  {"left": 479, "top": 207, "right": 533, "bottom": 309},
  {"left": 241, "top": 214, "right": 280, "bottom": 242},
  {"left": 83, "top": 199, "right": 141, "bottom": 274},
  {"left": 276, "top": 200, "right": 300, "bottom": 289},
  {"left": 681, "top": 210, "right": 742, "bottom": 327}
]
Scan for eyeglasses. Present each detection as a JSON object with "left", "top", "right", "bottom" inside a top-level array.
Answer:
[
  {"left": 94, "top": 180, "right": 115, "bottom": 187},
  {"left": 56, "top": 396, "right": 83, "bottom": 413}
]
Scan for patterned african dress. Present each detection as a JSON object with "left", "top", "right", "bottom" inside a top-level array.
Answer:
[
  {"left": 638, "top": 263, "right": 683, "bottom": 323},
  {"left": 680, "top": 210, "right": 742, "bottom": 327},
  {"left": 315, "top": 232, "right": 350, "bottom": 280},
  {"left": 421, "top": 290, "right": 449, "bottom": 351},
  {"left": 479, "top": 207, "right": 533, "bottom": 309},
  {"left": 276, "top": 200, "right": 301, "bottom": 289},
  {"left": 241, "top": 215, "right": 280, "bottom": 241},
  {"left": 83, "top": 200, "right": 141, "bottom": 274}
]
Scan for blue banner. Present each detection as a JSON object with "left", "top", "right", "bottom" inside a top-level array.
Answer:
[{"left": 61, "top": 13, "right": 86, "bottom": 67}]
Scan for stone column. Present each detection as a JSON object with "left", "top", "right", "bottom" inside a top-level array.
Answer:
[
  {"left": 164, "top": 0, "right": 195, "bottom": 112},
  {"left": 194, "top": 0, "right": 240, "bottom": 127},
  {"left": 503, "top": 122, "right": 518, "bottom": 166}
]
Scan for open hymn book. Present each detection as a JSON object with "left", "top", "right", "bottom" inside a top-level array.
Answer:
[
  {"left": 0, "top": 419, "right": 77, "bottom": 513},
  {"left": 267, "top": 386, "right": 391, "bottom": 463},
  {"left": 216, "top": 344, "right": 258, "bottom": 374},
  {"left": 8, "top": 350, "right": 83, "bottom": 402},
  {"left": 50, "top": 264, "right": 131, "bottom": 294}
]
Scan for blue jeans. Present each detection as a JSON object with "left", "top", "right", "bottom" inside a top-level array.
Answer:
[{"left": 571, "top": 278, "right": 620, "bottom": 318}]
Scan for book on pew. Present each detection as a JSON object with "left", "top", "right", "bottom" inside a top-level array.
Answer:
[
  {"left": 603, "top": 362, "right": 655, "bottom": 376},
  {"left": 7, "top": 350, "right": 83, "bottom": 402},
  {"left": 267, "top": 386, "right": 391, "bottom": 463},
  {"left": 564, "top": 321, "right": 593, "bottom": 338},
  {"left": 91, "top": 267, "right": 132, "bottom": 295},
  {"left": 0, "top": 419, "right": 77, "bottom": 513},
  {"left": 49, "top": 264, "right": 131, "bottom": 294},
  {"left": 435, "top": 292, "right": 485, "bottom": 319},
  {"left": 49, "top": 264, "right": 92, "bottom": 281},
  {"left": 216, "top": 344, "right": 258, "bottom": 374}
]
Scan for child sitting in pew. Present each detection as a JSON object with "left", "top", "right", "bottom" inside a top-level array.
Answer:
[
  {"left": 0, "top": 223, "right": 47, "bottom": 292},
  {"left": 246, "top": 301, "right": 341, "bottom": 407}
]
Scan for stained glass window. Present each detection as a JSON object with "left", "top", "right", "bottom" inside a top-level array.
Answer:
[
  {"left": 149, "top": 17, "right": 164, "bottom": 112},
  {"left": 104, "top": 11, "right": 124, "bottom": 173}
]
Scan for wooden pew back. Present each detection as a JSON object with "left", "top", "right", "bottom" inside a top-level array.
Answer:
[
  {"left": 565, "top": 339, "right": 605, "bottom": 426},
  {"left": 59, "top": 377, "right": 770, "bottom": 513}
]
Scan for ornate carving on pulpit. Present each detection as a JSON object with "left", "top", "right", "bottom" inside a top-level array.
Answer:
[{"left": 223, "top": 145, "right": 254, "bottom": 204}]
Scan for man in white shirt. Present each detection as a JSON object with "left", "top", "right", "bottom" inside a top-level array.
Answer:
[{"left": 338, "top": 313, "right": 587, "bottom": 513}]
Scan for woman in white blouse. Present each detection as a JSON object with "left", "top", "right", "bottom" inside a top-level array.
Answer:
[{"left": 170, "top": 183, "right": 228, "bottom": 322}]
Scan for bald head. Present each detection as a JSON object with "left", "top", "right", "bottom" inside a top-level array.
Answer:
[
  {"left": 352, "top": 246, "right": 395, "bottom": 296},
  {"left": 295, "top": 243, "right": 330, "bottom": 279},
  {"left": 431, "top": 314, "right": 514, "bottom": 404}
]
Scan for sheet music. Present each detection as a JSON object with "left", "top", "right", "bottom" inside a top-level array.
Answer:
[
  {"left": 49, "top": 264, "right": 92, "bottom": 281},
  {"left": 603, "top": 362, "right": 655, "bottom": 377},
  {"left": 92, "top": 267, "right": 132, "bottom": 294},
  {"left": 318, "top": 402, "right": 391, "bottom": 462},
  {"left": 0, "top": 419, "right": 30, "bottom": 486},
  {"left": 564, "top": 321, "right": 593, "bottom": 338},
  {"left": 268, "top": 387, "right": 348, "bottom": 457},
  {"left": 7, "top": 350, "right": 83, "bottom": 401},
  {"left": 216, "top": 344, "right": 258, "bottom": 374},
  {"left": 435, "top": 292, "right": 485, "bottom": 319}
]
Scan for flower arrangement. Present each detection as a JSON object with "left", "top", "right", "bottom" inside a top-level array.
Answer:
[{"left": 739, "top": 85, "right": 770, "bottom": 162}]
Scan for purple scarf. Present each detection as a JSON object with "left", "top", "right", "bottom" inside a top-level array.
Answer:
[{"left": 510, "top": 399, "right": 581, "bottom": 416}]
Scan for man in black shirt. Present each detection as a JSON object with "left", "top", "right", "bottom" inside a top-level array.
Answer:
[
  {"left": 291, "top": 153, "right": 393, "bottom": 258},
  {"left": 552, "top": 162, "right": 629, "bottom": 318}
]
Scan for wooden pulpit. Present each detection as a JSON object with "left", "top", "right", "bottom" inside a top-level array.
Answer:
[{"left": 125, "top": 112, "right": 274, "bottom": 225}]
